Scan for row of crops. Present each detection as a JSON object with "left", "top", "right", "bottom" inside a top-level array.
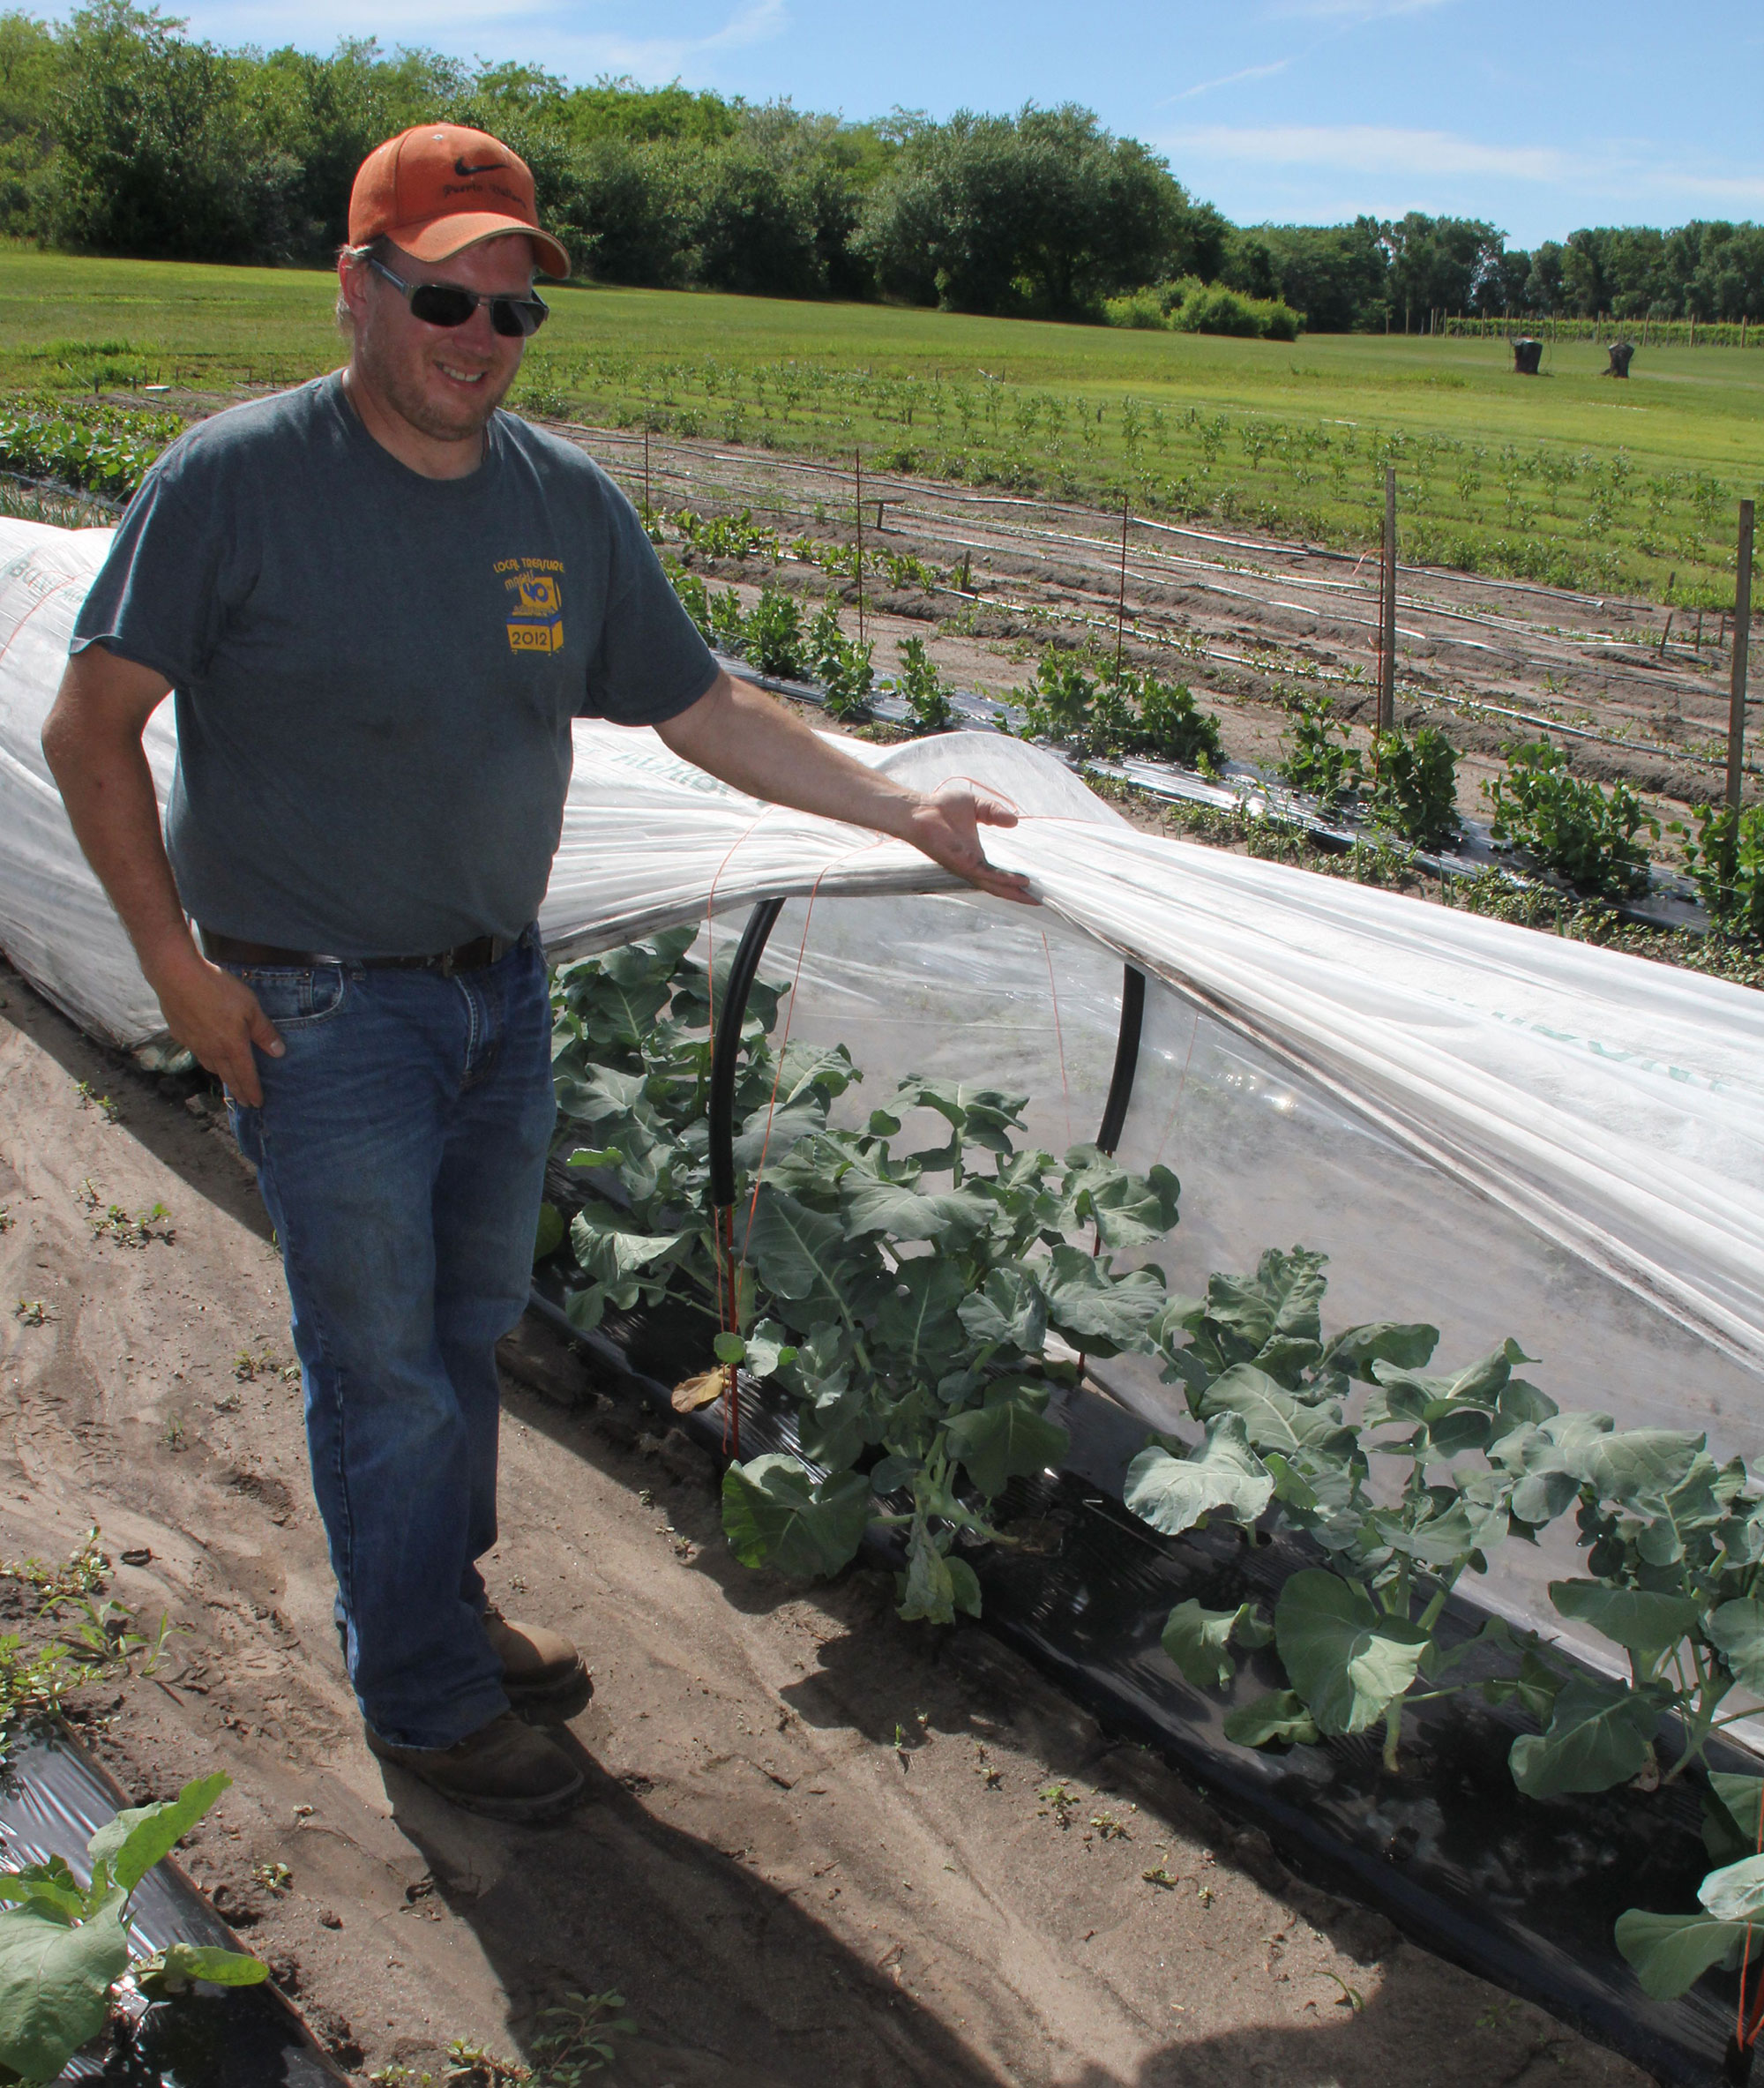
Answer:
[
  {"left": 655, "top": 505, "right": 1764, "bottom": 935},
  {"left": 0, "top": 395, "right": 177, "bottom": 501},
  {"left": 514, "top": 349, "right": 1753, "bottom": 606},
  {"left": 0, "top": 337, "right": 1754, "bottom": 605},
  {"left": 547, "top": 927, "right": 1764, "bottom": 2016}
]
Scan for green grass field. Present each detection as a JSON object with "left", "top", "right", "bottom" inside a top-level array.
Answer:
[{"left": 3, "top": 244, "right": 1760, "bottom": 604}]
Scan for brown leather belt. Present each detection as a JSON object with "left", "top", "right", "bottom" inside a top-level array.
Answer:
[{"left": 198, "top": 926, "right": 517, "bottom": 977}]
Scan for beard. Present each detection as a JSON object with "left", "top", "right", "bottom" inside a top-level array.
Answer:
[{"left": 355, "top": 320, "right": 519, "bottom": 446}]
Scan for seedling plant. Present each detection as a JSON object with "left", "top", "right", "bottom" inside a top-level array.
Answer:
[
  {"left": 890, "top": 637, "right": 956, "bottom": 731},
  {"left": 1484, "top": 739, "right": 1658, "bottom": 899},
  {"left": 1671, "top": 802, "right": 1764, "bottom": 939},
  {"left": 1011, "top": 646, "right": 1222, "bottom": 772}
]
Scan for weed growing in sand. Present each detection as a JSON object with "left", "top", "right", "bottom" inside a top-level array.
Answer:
[
  {"left": 85, "top": 1194, "right": 175, "bottom": 1247},
  {"left": 1039, "top": 1782, "right": 1079, "bottom": 1828},
  {"left": 73, "top": 1080, "right": 119, "bottom": 1121},
  {"left": 0, "top": 1531, "right": 184, "bottom": 1741},
  {"left": 530, "top": 1990, "right": 637, "bottom": 2079},
  {"left": 0, "top": 1528, "right": 105, "bottom": 1602},
  {"left": 442, "top": 2040, "right": 533, "bottom": 2084}
]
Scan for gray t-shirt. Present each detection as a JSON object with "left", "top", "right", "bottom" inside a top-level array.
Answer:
[{"left": 72, "top": 373, "right": 719, "bottom": 956}]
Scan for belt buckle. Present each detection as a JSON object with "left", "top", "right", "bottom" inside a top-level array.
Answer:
[{"left": 437, "top": 949, "right": 457, "bottom": 979}]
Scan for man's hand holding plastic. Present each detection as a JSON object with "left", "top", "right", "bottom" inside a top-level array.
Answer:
[{"left": 654, "top": 669, "right": 1037, "bottom": 907}]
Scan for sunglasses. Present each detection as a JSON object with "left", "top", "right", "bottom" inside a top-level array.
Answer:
[{"left": 365, "top": 255, "right": 549, "bottom": 339}]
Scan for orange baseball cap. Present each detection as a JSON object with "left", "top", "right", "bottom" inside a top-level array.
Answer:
[{"left": 348, "top": 124, "right": 570, "bottom": 280}]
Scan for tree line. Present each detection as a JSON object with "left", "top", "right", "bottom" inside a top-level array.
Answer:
[{"left": 1, "top": 4, "right": 1760, "bottom": 330}]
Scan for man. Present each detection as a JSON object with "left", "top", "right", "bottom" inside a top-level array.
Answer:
[{"left": 41, "top": 123, "right": 1031, "bottom": 1822}]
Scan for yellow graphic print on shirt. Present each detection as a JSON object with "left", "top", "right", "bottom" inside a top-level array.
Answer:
[{"left": 499, "top": 556, "right": 564, "bottom": 655}]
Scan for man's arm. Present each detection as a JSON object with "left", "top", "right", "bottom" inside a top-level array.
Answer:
[
  {"left": 654, "top": 672, "right": 1035, "bottom": 906},
  {"left": 41, "top": 646, "right": 285, "bottom": 1104}
]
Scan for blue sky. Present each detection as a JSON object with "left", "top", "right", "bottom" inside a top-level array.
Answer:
[{"left": 135, "top": 0, "right": 1764, "bottom": 244}]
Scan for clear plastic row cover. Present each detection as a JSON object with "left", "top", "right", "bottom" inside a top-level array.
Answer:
[{"left": 728, "top": 889, "right": 1761, "bottom": 1654}]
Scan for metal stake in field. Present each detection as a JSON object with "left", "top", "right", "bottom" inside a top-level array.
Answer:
[
  {"left": 1115, "top": 496, "right": 1130, "bottom": 676},
  {"left": 1729, "top": 498, "right": 1754, "bottom": 811},
  {"left": 1379, "top": 468, "right": 1398, "bottom": 733},
  {"left": 855, "top": 448, "right": 866, "bottom": 646}
]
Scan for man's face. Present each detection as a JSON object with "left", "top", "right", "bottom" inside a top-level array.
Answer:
[{"left": 343, "top": 235, "right": 534, "bottom": 446}]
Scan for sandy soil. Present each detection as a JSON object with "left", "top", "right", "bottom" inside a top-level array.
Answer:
[{"left": 0, "top": 958, "right": 1651, "bottom": 2088}]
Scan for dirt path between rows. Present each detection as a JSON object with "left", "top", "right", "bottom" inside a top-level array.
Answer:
[
  {"left": 563, "top": 424, "right": 1757, "bottom": 826},
  {"left": 0, "top": 960, "right": 1648, "bottom": 2088}
]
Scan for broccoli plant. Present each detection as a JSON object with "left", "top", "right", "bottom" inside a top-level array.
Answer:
[
  {"left": 1126, "top": 1249, "right": 1561, "bottom": 1770},
  {"left": 725, "top": 1080, "right": 1177, "bottom": 1621},
  {"left": 1520, "top": 1421, "right": 1764, "bottom": 1795},
  {"left": 1124, "top": 1246, "right": 1764, "bottom": 1796},
  {"left": 0, "top": 1772, "right": 265, "bottom": 2084},
  {"left": 1617, "top": 1772, "right": 1764, "bottom": 2017},
  {"left": 549, "top": 932, "right": 1179, "bottom": 1624},
  {"left": 552, "top": 938, "right": 1764, "bottom": 1790},
  {"left": 546, "top": 927, "right": 838, "bottom": 1343}
]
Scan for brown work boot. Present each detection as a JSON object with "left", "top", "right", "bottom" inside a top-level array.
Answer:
[
  {"left": 365, "top": 1710, "right": 584, "bottom": 1821},
  {"left": 483, "top": 1605, "right": 593, "bottom": 1724}
]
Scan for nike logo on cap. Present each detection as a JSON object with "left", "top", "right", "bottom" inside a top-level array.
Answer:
[{"left": 454, "top": 157, "right": 505, "bottom": 176}]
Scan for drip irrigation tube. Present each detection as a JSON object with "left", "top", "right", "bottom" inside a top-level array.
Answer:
[
  {"left": 0, "top": 1722, "right": 352, "bottom": 2086},
  {"left": 582, "top": 424, "right": 1633, "bottom": 612}
]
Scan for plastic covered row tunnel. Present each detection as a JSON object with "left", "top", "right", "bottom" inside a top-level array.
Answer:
[{"left": 5, "top": 513, "right": 1764, "bottom": 2082}]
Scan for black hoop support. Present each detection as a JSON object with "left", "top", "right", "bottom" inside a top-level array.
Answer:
[
  {"left": 707, "top": 900, "right": 1149, "bottom": 1194},
  {"left": 707, "top": 899, "right": 786, "bottom": 1211}
]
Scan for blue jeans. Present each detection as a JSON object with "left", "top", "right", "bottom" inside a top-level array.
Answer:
[{"left": 227, "top": 940, "right": 555, "bottom": 1749}]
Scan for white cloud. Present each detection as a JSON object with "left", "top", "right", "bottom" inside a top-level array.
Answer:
[
  {"left": 1164, "top": 122, "right": 1764, "bottom": 216},
  {"left": 1266, "top": 0, "right": 1452, "bottom": 18},
  {"left": 188, "top": 0, "right": 787, "bottom": 73},
  {"left": 1167, "top": 60, "right": 1291, "bottom": 105}
]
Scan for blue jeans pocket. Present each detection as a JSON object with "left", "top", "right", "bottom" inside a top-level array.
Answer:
[{"left": 226, "top": 964, "right": 350, "bottom": 1028}]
